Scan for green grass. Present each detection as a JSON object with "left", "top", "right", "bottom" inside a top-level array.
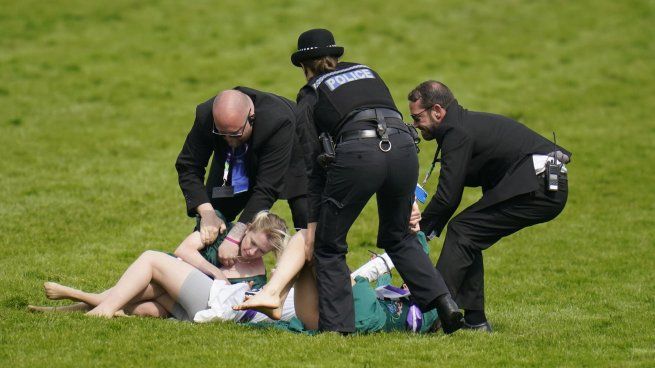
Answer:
[{"left": 1, "top": 0, "right": 654, "bottom": 366}]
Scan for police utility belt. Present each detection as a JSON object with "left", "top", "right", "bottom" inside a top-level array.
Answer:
[{"left": 317, "top": 108, "right": 420, "bottom": 168}]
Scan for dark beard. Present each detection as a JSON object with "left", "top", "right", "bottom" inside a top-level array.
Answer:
[{"left": 420, "top": 126, "right": 436, "bottom": 140}]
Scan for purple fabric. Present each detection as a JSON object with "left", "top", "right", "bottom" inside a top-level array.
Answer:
[
  {"left": 239, "top": 309, "right": 258, "bottom": 323},
  {"left": 406, "top": 303, "right": 423, "bottom": 332},
  {"left": 382, "top": 284, "right": 409, "bottom": 295},
  {"left": 376, "top": 284, "right": 411, "bottom": 300}
]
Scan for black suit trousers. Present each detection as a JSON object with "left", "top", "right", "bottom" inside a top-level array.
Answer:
[
  {"left": 210, "top": 190, "right": 307, "bottom": 230},
  {"left": 287, "top": 194, "right": 308, "bottom": 230},
  {"left": 436, "top": 173, "right": 568, "bottom": 311},
  {"left": 314, "top": 130, "right": 450, "bottom": 333}
]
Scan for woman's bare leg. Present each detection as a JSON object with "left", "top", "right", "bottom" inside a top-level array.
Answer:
[
  {"left": 86, "top": 251, "right": 196, "bottom": 318},
  {"left": 27, "top": 302, "right": 90, "bottom": 313},
  {"left": 248, "top": 277, "right": 295, "bottom": 320},
  {"left": 31, "top": 290, "right": 177, "bottom": 318},
  {"left": 233, "top": 230, "right": 308, "bottom": 314},
  {"left": 29, "top": 282, "right": 165, "bottom": 315},
  {"left": 293, "top": 263, "right": 319, "bottom": 329},
  {"left": 293, "top": 262, "right": 357, "bottom": 330},
  {"left": 43, "top": 282, "right": 165, "bottom": 307},
  {"left": 120, "top": 292, "right": 174, "bottom": 318},
  {"left": 124, "top": 292, "right": 177, "bottom": 317},
  {"left": 123, "top": 301, "right": 167, "bottom": 317}
]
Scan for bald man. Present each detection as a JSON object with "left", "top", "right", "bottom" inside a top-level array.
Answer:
[{"left": 176, "top": 87, "right": 307, "bottom": 266}]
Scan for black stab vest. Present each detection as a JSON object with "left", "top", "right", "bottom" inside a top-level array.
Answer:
[{"left": 309, "top": 62, "right": 398, "bottom": 136}]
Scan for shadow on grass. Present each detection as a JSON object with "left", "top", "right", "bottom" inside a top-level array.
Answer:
[{"left": 1, "top": 296, "right": 28, "bottom": 309}]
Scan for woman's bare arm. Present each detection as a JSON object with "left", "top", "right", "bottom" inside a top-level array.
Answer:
[{"left": 173, "top": 232, "right": 228, "bottom": 281}]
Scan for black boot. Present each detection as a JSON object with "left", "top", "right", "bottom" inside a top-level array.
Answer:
[
  {"left": 435, "top": 294, "right": 464, "bottom": 334},
  {"left": 463, "top": 309, "right": 492, "bottom": 332},
  {"left": 463, "top": 321, "right": 493, "bottom": 332}
]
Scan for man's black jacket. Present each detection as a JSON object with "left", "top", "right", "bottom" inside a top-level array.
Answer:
[
  {"left": 420, "top": 101, "right": 571, "bottom": 237},
  {"left": 175, "top": 86, "right": 306, "bottom": 223}
]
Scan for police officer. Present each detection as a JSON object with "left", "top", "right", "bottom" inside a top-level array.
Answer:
[
  {"left": 408, "top": 80, "right": 571, "bottom": 332},
  {"left": 176, "top": 87, "right": 307, "bottom": 267},
  {"left": 291, "top": 29, "right": 463, "bottom": 334}
]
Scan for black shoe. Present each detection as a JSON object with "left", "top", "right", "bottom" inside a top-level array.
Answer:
[
  {"left": 463, "top": 321, "right": 493, "bottom": 332},
  {"left": 435, "top": 295, "right": 464, "bottom": 334},
  {"left": 428, "top": 318, "right": 442, "bottom": 333}
]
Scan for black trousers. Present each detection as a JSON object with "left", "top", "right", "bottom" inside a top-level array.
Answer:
[
  {"left": 213, "top": 192, "right": 251, "bottom": 223},
  {"left": 314, "top": 129, "right": 450, "bottom": 333},
  {"left": 212, "top": 191, "right": 307, "bottom": 230},
  {"left": 436, "top": 174, "right": 568, "bottom": 311},
  {"left": 287, "top": 194, "right": 308, "bottom": 230}
]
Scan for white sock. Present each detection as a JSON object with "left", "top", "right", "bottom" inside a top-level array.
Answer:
[{"left": 350, "top": 253, "right": 394, "bottom": 282}]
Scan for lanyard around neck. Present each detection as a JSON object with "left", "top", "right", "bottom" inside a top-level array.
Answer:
[
  {"left": 222, "top": 144, "right": 248, "bottom": 186},
  {"left": 422, "top": 145, "right": 441, "bottom": 186},
  {"left": 223, "top": 151, "right": 233, "bottom": 186}
]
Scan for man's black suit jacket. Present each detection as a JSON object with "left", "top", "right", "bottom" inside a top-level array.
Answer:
[
  {"left": 175, "top": 86, "right": 306, "bottom": 223},
  {"left": 420, "top": 101, "right": 571, "bottom": 237}
]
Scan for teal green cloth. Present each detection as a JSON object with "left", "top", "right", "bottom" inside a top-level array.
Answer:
[
  {"left": 378, "top": 296, "right": 439, "bottom": 333},
  {"left": 352, "top": 276, "right": 388, "bottom": 333},
  {"left": 244, "top": 277, "right": 387, "bottom": 334},
  {"left": 379, "top": 298, "right": 409, "bottom": 332},
  {"left": 247, "top": 277, "right": 437, "bottom": 334},
  {"left": 417, "top": 231, "right": 430, "bottom": 255},
  {"left": 365, "top": 231, "right": 438, "bottom": 333},
  {"left": 242, "top": 231, "right": 438, "bottom": 334},
  {"left": 226, "top": 275, "right": 267, "bottom": 290},
  {"left": 164, "top": 210, "right": 268, "bottom": 288},
  {"left": 194, "top": 209, "right": 231, "bottom": 232},
  {"left": 243, "top": 317, "right": 320, "bottom": 336},
  {"left": 162, "top": 250, "right": 267, "bottom": 288},
  {"left": 196, "top": 210, "right": 232, "bottom": 268},
  {"left": 419, "top": 309, "right": 439, "bottom": 333},
  {"left": 196, "top": 210, "right": 268, "bottom": 288}
]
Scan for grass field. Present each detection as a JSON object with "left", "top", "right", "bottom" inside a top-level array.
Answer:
[{"left": 1, "top": 0, "right": 654, "bottom": 367}]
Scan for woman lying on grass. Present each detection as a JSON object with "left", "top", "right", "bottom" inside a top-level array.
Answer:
[
  {"left": 234, "top": 229, "right": 441, "bottom": 334},
  {"left": 30, "top": 210, "right": 290, "bottom": 321},
  {"left": 30, "top": 209, "right": 404, "bottom": 327},
  {"left": 32, "top": 206, "right": 439, "bottom": 332}
]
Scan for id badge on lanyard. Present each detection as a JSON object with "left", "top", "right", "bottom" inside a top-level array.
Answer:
[{"left": 212, "top": 145, "right": 249, "bottom": 198}]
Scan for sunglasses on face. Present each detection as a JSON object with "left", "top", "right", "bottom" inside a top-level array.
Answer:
[
  {"left": 212, "top": 109, "right": 255, "bottom": 137},
  {"left": 410, "top": 105, "right": 435, "bottom": 123}
]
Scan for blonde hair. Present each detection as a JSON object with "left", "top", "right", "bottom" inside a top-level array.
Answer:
[{"left": 248, "top": 211, "right": 290, "bottom": 257}]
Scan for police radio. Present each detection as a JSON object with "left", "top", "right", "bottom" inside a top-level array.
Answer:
[
  {"left": 546, "top": 132, "right": 561, "bottom": 192},
  {"left": 317, "top": 132, "right": 336, "bottom": 168}
]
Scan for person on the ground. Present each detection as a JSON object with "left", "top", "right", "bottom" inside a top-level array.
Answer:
[
  {"left": 234, "top": 230, "right": 441, "bottom": 334},
  {"left": 31, "top": 211, "right": 288, "bottom": 320}
]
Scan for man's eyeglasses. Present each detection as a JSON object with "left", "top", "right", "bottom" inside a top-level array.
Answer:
[
  {"left": 212, "top": 109, "right": 255, "bottom": 137},
  {"left": 410, "top": 105, "right": 435, "bottom": 123}
]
